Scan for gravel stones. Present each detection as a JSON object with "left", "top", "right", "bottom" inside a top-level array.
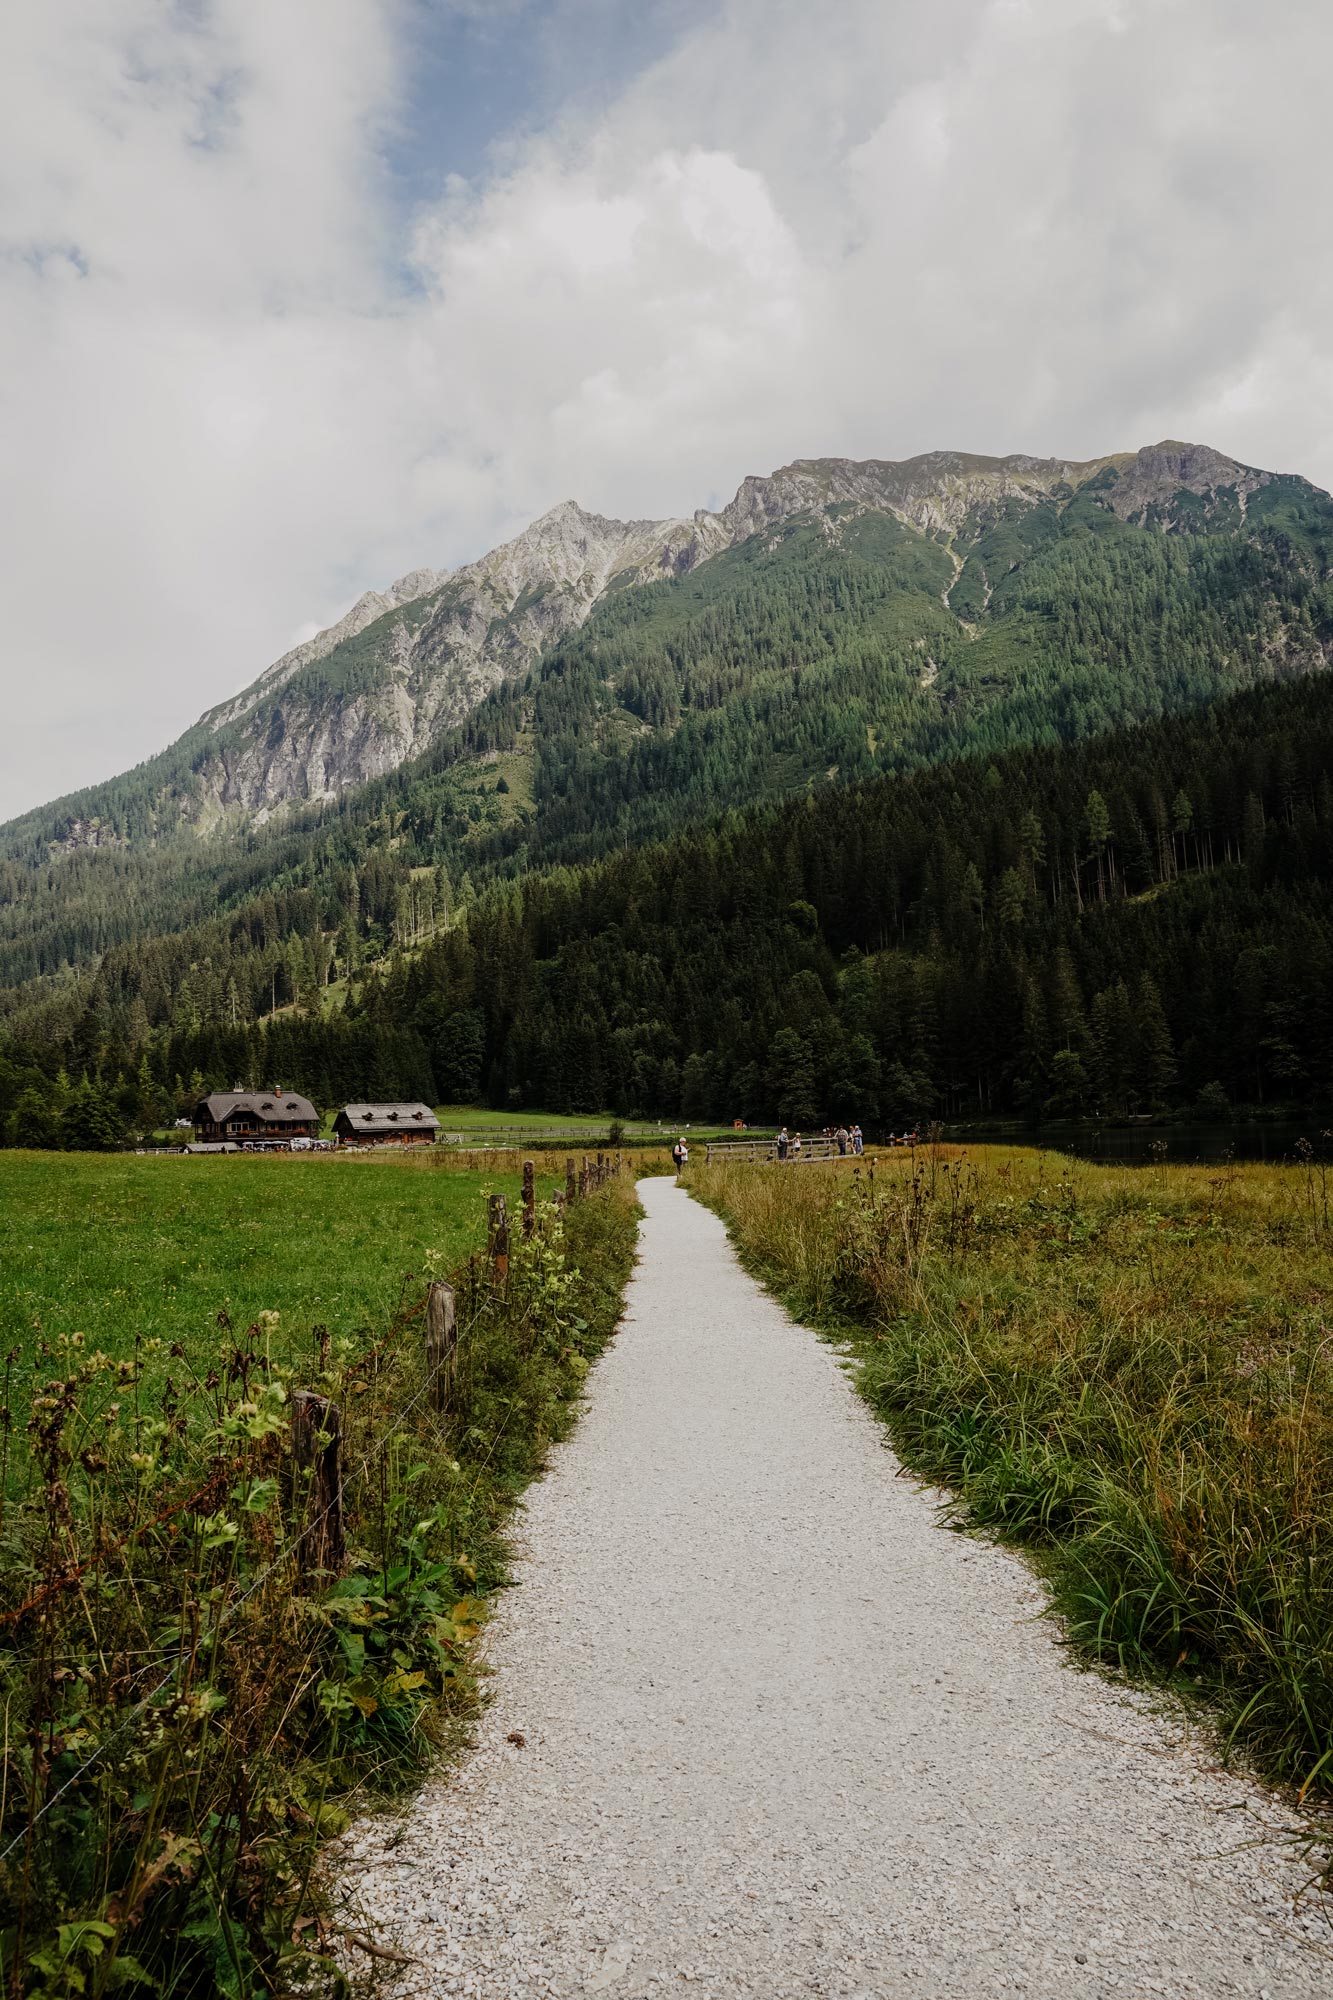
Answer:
[{"left": 337, "top": 1178, "right": 1331, "bottom": 1997}]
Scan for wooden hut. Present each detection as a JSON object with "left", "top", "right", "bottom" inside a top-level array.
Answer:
[
  {"left": 192, "top": 1090, "right": 319, "bottom": 1144},
  {"left": 333, "top": 1103, "right": 441, "bottom": 1147}
]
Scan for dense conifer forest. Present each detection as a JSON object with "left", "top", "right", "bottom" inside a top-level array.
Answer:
[{"left": 4, "top": 664, "right": 1333, "bottom": 1142}]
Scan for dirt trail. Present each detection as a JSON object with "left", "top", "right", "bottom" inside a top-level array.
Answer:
[{"left": 343, "top": 1178, "right": 1330, "bottom": 1997}]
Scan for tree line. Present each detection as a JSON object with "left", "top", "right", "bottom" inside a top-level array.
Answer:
[{"left": 6, "top": 667, "right": 1333, "bottom": 1144}]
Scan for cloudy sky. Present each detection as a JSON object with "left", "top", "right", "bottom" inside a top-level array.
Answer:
[{"left": 3, "top": 0, "right": 1331, "bottom": 819}]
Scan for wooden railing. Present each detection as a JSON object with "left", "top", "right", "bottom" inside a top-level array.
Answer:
[{"left": 703, "top": 1136, "right": 844, "bottom": 1165}]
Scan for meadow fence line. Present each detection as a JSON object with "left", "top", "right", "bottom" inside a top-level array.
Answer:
[{"left": 0, "top": 1148, "right": 636, "bottom": 1994}]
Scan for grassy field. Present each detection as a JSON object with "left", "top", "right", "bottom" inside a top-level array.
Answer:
[
  {"left": 691, "top": 1143, "right": 1333, "bottom": 1823},
  {"left": 0, "top": 1146, "right": 639, "bottom": 1994},
  {"left": 428, "top": 1105, "right": 757, "bottom": 1141},
  {"left": 0, "top": 1149, "right": 558, "bottom": 1384}
]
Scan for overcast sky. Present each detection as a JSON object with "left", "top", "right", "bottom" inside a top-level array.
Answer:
[{"left": 3, "top": 0, "right": 1331, "bottom": 820}]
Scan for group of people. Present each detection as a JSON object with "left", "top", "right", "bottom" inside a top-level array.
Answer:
[{"left": 774, "top": 1123, "right": 864, "bottom": 1161}]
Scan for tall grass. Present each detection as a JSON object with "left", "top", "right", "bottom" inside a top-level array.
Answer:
[
  {"left": 693, "top": 1145, "right": 1333, "bottom": 1821},
  {"left": 0, "top": 1176, "right": 638, "bottom": 1997}
]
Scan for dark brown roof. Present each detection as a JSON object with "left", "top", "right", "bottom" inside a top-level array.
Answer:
[{"left": 195, "top": 1091, "right": 318, "bottom": 1126}]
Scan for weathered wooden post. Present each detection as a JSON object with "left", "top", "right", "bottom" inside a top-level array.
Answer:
[
  {"left": 426, "top": 1281, "right": 457, "bottom": 1411},
  {"left": 579, "top": 1155, "right": 588, "bottom": 1199},
  {"left": 488, "top": 1193, "right": 510, "bottom": 1283},
  {"left": 566, "top": 1155, "right": 577, "bottom": 1204},
  {"left": 522, "top": 1159, "right": 536, "bottom": 1238},
  {"left": 291, "top": 1389, "right": 344, "bottom": 1575}
]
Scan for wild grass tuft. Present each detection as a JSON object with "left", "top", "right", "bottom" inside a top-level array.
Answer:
[{"left": 692, "top": 1144, "right": 1333, "bottom": 1840}]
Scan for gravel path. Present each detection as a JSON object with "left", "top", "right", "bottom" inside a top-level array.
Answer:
[{"left": 340, "top": 1178, "right": 1331, "bottom": 1997}]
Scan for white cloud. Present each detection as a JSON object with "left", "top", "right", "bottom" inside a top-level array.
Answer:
[{"left": 2, "top": 0, "right": 1331, "bottom": 817}]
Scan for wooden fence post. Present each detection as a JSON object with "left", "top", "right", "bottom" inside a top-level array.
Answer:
[
  {"left": 522, "top": 1159, "right": 536, "bottom": 1238},
  {"left": 426, "top": 1281, "right": 457, "bottom": 1411},
  {"left": 488, "top": 1193, "right": 510, "bottom": 1283},
  {"left": 566, "top": 1155, "right": 577, "bottom": 1205},
  {"left": 291, "top": 1389, "right": 344, "bottom": 1575}
]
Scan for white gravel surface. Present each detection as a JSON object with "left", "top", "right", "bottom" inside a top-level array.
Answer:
[{"left": 338, "top": 1177, "right": 1331, "bottom": 1997}]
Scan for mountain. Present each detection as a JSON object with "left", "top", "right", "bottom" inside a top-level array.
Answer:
[
  {"left": 10, "top": 438, "right": 1328, "bottom": 854},
  {"left": 1, "top": 437, "right": 1331, "bottom": 1061}
]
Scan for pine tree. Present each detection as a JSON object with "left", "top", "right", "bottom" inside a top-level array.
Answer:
[
  {"left": 1085, "top": 790, "right": 1112, "bottom": 902},
  {"left": 766, "top": 1027, "right": 819, "bottom": 1126},
  {"left": 1134, "top": 975, "right": 1176, "bottom": 1106}
]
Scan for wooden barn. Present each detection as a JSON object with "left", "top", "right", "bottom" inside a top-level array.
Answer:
[
  {"left": 192, "top": 1090, "right": 319, "bottom": 1143},
  {"left": 333, "top": 1103, "right": 441, "bottom": 1146}
]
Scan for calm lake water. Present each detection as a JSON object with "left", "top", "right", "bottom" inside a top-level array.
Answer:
[{"left": 949, "top": 1121, "right": 1327, "bottom": 1166}]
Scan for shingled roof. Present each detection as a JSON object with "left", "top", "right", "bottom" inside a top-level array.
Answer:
[
  {"left": 195, "top": 1091, "right": 318, "bottom": 1126},
  {"left": 335, "top": 1102, "right": 441, "bottom": 1135}
]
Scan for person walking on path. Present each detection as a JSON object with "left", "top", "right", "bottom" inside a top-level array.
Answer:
[
  {"left": 852, "top": 1122, "right": 863, "bottom": 1155},
  {"left": 836, "top": 1124, "right": 849, "bottom": 1156},
  {"left": 791, "top": 1130, "right": 802, "bottom": 1160},
  {"left": 671, "top": 1137, "right": 687, "bottom": 1173},
  {"left": 776, "top": 1126, "right": 789, "bottom": 1162}
]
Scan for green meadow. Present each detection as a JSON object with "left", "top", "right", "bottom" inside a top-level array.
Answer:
[{"left": 0, "top": 1149, "right": 556, "bottom": 1382}]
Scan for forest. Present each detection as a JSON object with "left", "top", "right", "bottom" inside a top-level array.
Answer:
[{"left": 4, "top": 663, "right": 1333, "bottom": 1143}]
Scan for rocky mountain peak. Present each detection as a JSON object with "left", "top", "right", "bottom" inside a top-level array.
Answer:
[
  {"left": 1104, "top": 440, "right": 1268, "bottom": 520},
  {"left": 59, "top": 436, "right": 1312, "bottom": 841}
]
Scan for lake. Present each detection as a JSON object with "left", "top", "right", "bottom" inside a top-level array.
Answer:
[{"left": 947, "top": 1120, "right": 1329, "bottom": 1166}]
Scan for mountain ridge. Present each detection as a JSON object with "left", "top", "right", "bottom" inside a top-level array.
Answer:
[{"left": 8, "top": 437, "right": 1315, "bottom": 851}]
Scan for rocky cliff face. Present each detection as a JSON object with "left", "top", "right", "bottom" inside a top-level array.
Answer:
[{"left": 92, "top": 440, "right": 1300, "bottom": 831}]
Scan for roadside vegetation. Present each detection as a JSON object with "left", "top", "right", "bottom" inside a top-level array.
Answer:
[
  {"left": 692, "top": 1144, "right": 1333, "bottom": 1833},
  {"left": 0, "top": 1150, "right": 638, "bottom": 1996}
]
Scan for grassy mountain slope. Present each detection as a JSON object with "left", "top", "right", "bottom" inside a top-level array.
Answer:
[{"left": 0, "top": 442, "right": 1330, "bottom": 1036}]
